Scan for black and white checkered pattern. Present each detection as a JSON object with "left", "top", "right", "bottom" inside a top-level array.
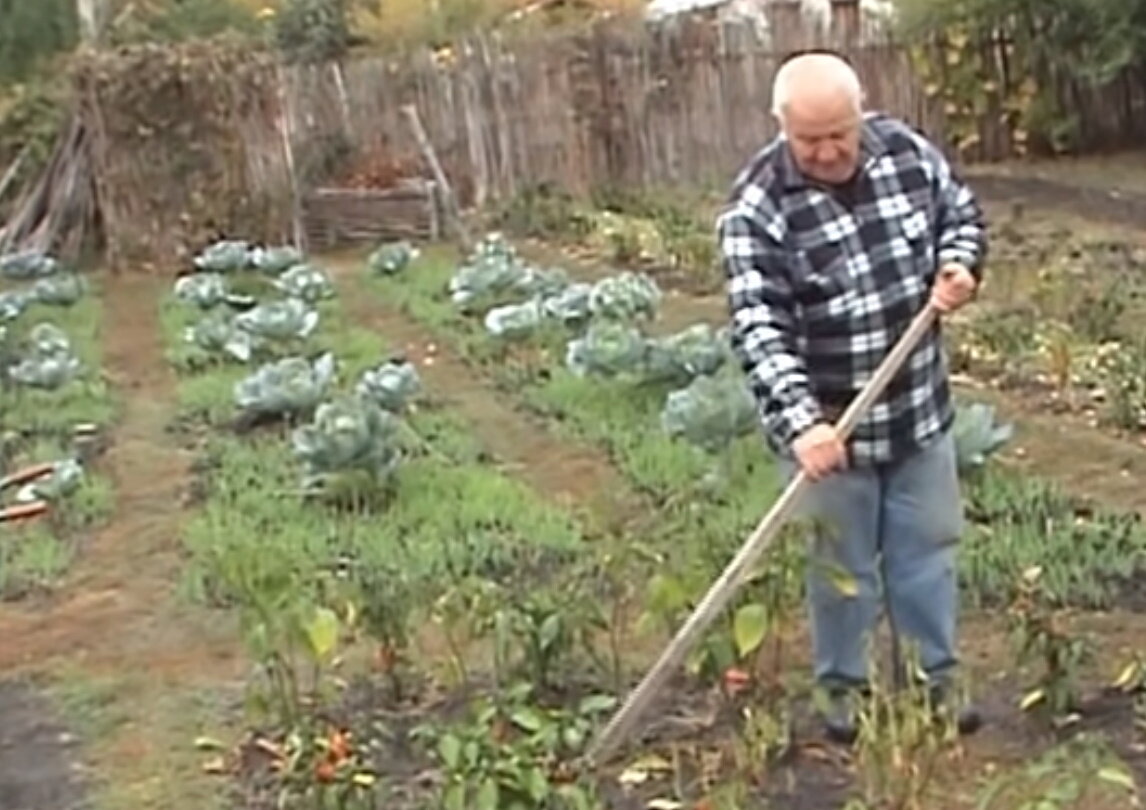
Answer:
[{"left": 718, "top": 112, "right": 987, "bottom": 465}]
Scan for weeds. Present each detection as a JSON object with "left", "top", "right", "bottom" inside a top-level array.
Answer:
[{"left": 1008, "top": 566, "right": 1094, "bottom": 719}]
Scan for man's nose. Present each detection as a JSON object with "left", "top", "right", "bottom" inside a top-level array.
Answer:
[{"left": 816, "top": 142, "right": 839, "bottom": 163}]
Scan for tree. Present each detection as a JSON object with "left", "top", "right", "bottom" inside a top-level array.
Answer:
[
  {"left": 273, "top": 0, "right": 353, "bottom": 64},
  {"left": 0, "top": 0, "right": 79, "bottom": 84}
]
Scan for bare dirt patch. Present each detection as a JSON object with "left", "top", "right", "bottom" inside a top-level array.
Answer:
[{"left": 0, "top": 680, "right": 89, "bottom": 810}]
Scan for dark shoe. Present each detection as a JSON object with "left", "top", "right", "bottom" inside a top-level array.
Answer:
[
  {"left": 819, "top": 687, "right": 864, "bottom": 745},
  {"left": 928, "top": 683, "right": 983, "bottom": 736}
]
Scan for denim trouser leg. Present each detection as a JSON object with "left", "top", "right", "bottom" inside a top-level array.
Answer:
[
  {"left": 783, "top": 430, "right": 964, "bottom": 689},
  {"left": 791, "top": 460, "right": 883, "bottom": 688},
  {"left": 879, "top": 430, "right": 964, "bottom": 683}
]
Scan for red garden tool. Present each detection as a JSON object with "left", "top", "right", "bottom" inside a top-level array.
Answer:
[
  {"left": 0, "top": 461, "right": 55, "bottom": 524},
  {"left": 585, "top": 302, "right": 941, "bottom": 765}
]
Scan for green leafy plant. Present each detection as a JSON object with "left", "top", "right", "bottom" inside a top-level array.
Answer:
[{"left": 413, "top": 682, "right": 610, "bottom": 810}]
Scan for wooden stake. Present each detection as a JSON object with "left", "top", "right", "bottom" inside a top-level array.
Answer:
[{"left": 401, "top": 104, "right": 473, "bottom": 252}]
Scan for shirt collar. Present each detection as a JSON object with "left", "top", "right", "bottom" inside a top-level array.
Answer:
[{"left": 778, "top": 114, "right": 891, "bottom": 191}]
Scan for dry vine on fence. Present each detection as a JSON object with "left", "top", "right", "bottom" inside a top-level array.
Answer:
[{"left": 72, "top": 39, "right": 296, "bottom": 270}]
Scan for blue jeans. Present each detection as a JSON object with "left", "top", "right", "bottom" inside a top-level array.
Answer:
[{"left": 781, "top": 428, "right": 964, "bottom": 689}]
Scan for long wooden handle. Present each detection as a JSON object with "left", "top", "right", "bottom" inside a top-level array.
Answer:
[{"left": 585, "top": 303, "right": 940, "bottom": 765}]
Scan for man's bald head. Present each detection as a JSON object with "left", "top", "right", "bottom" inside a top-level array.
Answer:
[
  {"left": 770, "top": 52, "right": 865, "bottom": 185},
  {"left": 771, "top": 52, "right": 864, "bottom": 122}
]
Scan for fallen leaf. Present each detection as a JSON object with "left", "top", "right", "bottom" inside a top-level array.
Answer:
[
  {"left": 254, "top": 737, "right": 285, "bottom": 759},
  {"left": 1098, "top": 766, "right": 1136, "bottom": 791},
  {"left": 619, "top": 753, "right": 672, "bottom": 786},
  {"left": 201, "top": 756, "right": 228, "bottom": 775},
  {"left": 1113, "top": 661, "right": 1140, "bottom": 689},
  {"left": 193, "top": 736, "right": 226, "bottom": 751},
  {"left": 1019, "top": 688, "right": 1045, "bottom": 711},
  {"left": 799, "top": 742, "right": 835, "bottom": 763}
]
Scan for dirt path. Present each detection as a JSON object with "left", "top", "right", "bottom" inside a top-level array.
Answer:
[
  {"left": 0, "top": 680, "right": 88, "bottom": 810},
  {"left": 966, "top": 169, "right": 1146, "bottom": 232},
  {"left": 330, "top": 262, "right": 649, "bottom": 525},
  {"left": 0, "top": 270, "right": 243, "bottom": 809}
]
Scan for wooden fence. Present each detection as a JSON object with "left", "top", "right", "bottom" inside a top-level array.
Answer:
[
  {"left": 275, "top": 3, "right": 1146, "bottom": 211},
  {"left": 70, "top": 2, "right": 1146, "bottom": 265},
  {"left": 282, "top": 6, "right": 927, "bottom": 208}
]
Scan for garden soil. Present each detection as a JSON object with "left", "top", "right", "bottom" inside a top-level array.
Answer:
[{"left": 0, "top": 680, "right": 89, "bottom": 810}]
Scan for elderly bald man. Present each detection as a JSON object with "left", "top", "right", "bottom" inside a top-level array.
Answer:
[{"left": 718, "top": 51, "right": 986, "bottom": 744}]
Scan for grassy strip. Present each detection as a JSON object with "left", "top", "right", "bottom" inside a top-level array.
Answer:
[{"left": 0, "top": 285, "right": 116, "bottom": 596}]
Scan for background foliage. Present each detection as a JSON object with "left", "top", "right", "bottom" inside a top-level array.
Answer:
[{"left": 893, "top": 0, "right": 1146, "bottom": 155}]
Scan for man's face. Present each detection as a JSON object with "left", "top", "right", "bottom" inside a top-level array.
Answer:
[{"left": 781, "top": 95, "right": 862, "bottom": 186}]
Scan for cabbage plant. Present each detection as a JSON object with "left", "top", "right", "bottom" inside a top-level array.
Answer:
[
  {"left": 175, "top": 273, "right": 230, "bottom": 309},
  {"left": 185, "top": 311, "right": 256, "bottom": 362},
  {"left": 250, "top": 245, "right": 304, "bottom": 276},
  {"left": 291, "top": 396, "right": 403, "bottom": 490},
  {"left": 661, "top": 368, "right": 757, "bottom": 452},
  {"left": 588, "top": 271, "right": 660, "bottom": 322},
  {"left": 235, "top": 297, "right": 319, "bottom": 342},
  {"left": 0, "top": 251, "right": 61, "bottom": 280},
  {"left": 642, "top": 323, "right": 729, "bottom": 384},
  {"left": 953, "top": 401, "right": 1014, "bottom": 473},
  {"left": 484, "top": 298, "right": 546, "bottom": 339},
  {"left": 543, "top": 282, "right": 593, "bottom": 324},
  {"left": 11, "top": 459, "right": 84, "bottom": 504},
  {"left": 194, "top": 239, "right": 251, "bottom": 273},
  {"left": 356, "top": 360, "right": 421, "bottom": 413},
  {"left": 7, "top": 323, "right": 83, "bottom": 389},
  {"left": 368, "top": 241, "right": 420, "bottom": 275},
  {"left": 234, "top": 352, "right": 336, "bottom": 416},
  {"left": 565, "top": 321, "right": 648, "bottom": 377},
  {"left": 273, "top": 263, "right": 334, "bottom": 303},
  {"left": 0, "top": 290, "right": 31, "bottom": 323}
]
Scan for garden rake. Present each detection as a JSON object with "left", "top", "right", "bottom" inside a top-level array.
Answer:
[{"left": 585, "top": 301, "right": 941, "bottom": 765}]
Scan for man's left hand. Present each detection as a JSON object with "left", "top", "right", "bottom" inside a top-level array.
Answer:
[{"left": 930, "top": 263, "right": 977, "bottom": 313}]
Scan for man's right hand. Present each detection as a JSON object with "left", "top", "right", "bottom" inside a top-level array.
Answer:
[{"left": 792, "top": 423, "right": 847, "bottom": 481}]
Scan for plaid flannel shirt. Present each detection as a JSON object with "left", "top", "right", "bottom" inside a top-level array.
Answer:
[{"left": 718, "top": 112, "right": 988, "bottom": 466}]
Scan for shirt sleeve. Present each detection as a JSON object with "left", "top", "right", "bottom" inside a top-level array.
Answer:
[
  {"left": 718, "top": 202, "right": 822, "bottom": 449},
  {"left": 916, "top": 136, "right": 989, "bottom": 281}
]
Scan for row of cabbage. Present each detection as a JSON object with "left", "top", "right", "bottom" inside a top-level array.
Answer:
[
  {"left": 175, "top": 239, "right": 423, "bottom": 493},
  {"left": 442, "top": 233, "right": 758, "bottom": 452},
  {"left": 0, "top": 251, "right": 93, "bottom": 506}
]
